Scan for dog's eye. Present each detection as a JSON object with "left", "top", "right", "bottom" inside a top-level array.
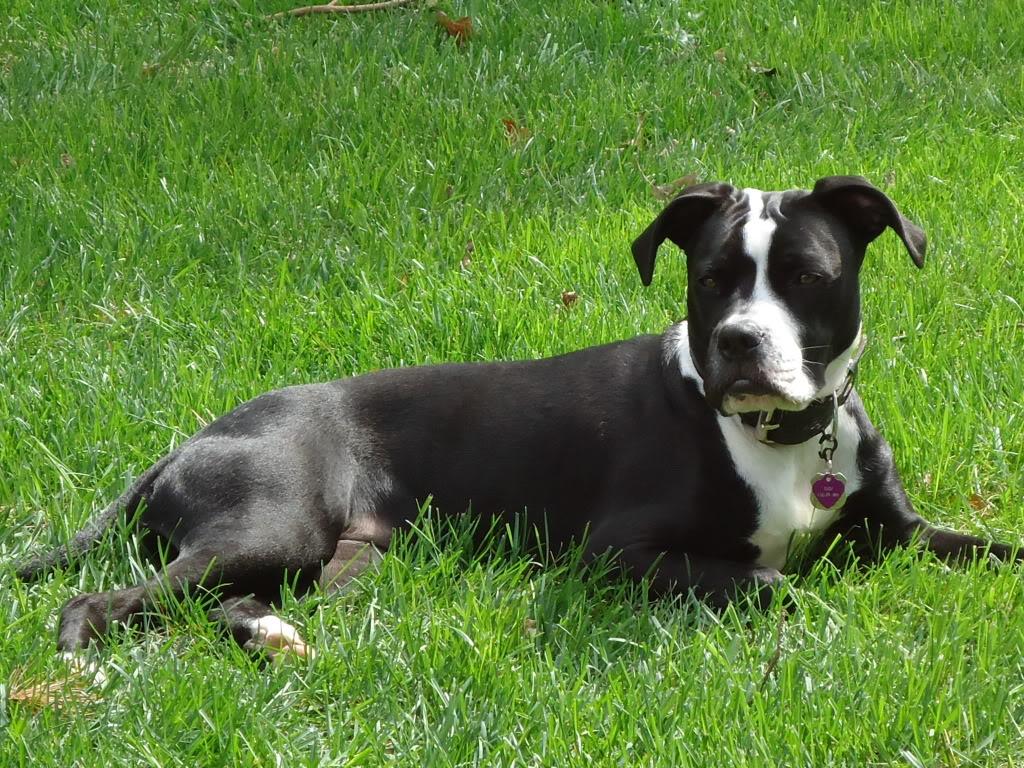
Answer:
[
  {"left": 797, "top": 272, "right": 822, "bottom": 285},
  {"left": 698, "top": 276, "right": 718, "bottom": 290}
]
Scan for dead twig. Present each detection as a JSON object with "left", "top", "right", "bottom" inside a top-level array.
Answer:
[
  {"left": 269, "top": 0, "right": 418, "bottom": 20},
  {"left": 757, "top": 610, "right": 787, "bottom": 693}
]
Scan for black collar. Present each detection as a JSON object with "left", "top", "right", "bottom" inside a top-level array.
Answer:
[
  {"left": 737, "top": 388, "right": 850, "bottom": 445},
  {"left": 735, "top": 334, "right": 866, "bottom": 446}
]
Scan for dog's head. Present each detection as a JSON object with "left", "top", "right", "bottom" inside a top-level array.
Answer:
[{"left": 632, "top": 175, "right": 925, "bottom": 415}]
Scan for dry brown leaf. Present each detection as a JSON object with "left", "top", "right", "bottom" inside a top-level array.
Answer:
[
  {"left": 968, "top": 493, "right": 990, "bottom": 512},
  {"left": 9, "top": 668, "right": 98, "bottom": 712},
  {"left": 501, "top": 118, "right": 531, "bottom": 143},
  {"left": 561, "top": 290, "right": 578, "bottom": 308},
  {"left": 652, "top": 173, "right": 700, "bottom": 200},
  {"left": 436, "top": 11, "right": 472, "bottom": 45}
]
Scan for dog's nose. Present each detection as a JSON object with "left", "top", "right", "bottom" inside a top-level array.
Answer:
[{"left": 717, "top": 322, "right": 764, "bottom": 360}]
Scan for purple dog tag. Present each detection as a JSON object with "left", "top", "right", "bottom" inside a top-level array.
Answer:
[{"left": 810, "top": 471, "right": 848, "bottom": 511}]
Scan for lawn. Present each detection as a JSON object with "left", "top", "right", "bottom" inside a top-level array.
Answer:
[{"left": 2, "top": 0, "right": 1024, "bottom": 765}]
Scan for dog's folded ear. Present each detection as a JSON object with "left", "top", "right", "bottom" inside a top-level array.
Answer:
[
  {"left": 631, "top": 183, "right": 735, "bottom": 286},
  {"left": 810, "top": 175, "right": 926, "bottom": 268}
]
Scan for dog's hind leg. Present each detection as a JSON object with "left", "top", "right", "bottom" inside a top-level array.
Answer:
[
  {"left": 317, "top": 539, "right": 384, "bottom": 594},
  {"left": 56, "top": 545, "right": 256, "bottom": 652},
  {"left": 57, "top": 538, "right": 382, "bottom": 657},
  {"left": 208, "top": 539, "right": 384, "bottom": 660},
  {"left": 206, "top": 540, "right": 383, "bottom": 661}
]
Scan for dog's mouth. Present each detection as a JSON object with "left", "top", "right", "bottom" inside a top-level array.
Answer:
[
  {"left": 712, "top": 374, "right": 810, "bottom": 415},
  {"left": 726, "top": 377, "right": 778, "bottom": 397}
]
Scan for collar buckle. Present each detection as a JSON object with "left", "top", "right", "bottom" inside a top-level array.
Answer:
[{"left": 754, "top": 410, "right": 780, "bottom": 444}]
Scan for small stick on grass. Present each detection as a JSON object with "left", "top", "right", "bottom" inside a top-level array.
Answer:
[
  {"left": 269, "top": 0, "right": 418, "bottom": 20},
  {"left": 755, "top": 610, "right": 787, "bottom": 695}
]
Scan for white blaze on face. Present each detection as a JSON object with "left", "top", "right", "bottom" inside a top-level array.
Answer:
[{"left": 720, "top": 189, "right": 816, "bottom": 414}]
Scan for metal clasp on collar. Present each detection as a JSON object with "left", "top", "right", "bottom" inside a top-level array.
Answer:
[
  {"left": 754, "top": 409, "right": 780, "bottom": 443},
  {"left": 817, "top": 391, "right": 840, "bottom": 462}
]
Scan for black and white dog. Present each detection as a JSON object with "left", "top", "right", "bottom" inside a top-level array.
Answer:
[{"left": 17, "top": 175, "right": 1020, "bottom": 659}]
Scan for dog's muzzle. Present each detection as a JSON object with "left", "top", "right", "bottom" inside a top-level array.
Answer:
[{"left": 702, "top": 313, "right": 818, "bottom": 415}]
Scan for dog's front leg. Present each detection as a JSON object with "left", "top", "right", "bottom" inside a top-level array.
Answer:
[
  {"left": 908, "top": 520, "right": 1021, "bottom": 563},
  {"left": 586, "top": 523, "right": 782, "bottom": 608},
  {"left": 820, "top": 475, "right": 1022, "bottom": 566}
]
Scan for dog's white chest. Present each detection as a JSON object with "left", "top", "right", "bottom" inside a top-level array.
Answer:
[{"left": 718, "top": 411, "right": 862, "bottom": 570}]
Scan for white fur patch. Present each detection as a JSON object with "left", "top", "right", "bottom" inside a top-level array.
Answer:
[
  {"left": 668, "top": 322, "right": 703, "bottom": 392},
  {"left": 672, "top": 324, "right": 863, "bottom": 570},
  {"left": 740, "top": 188, "right": 778, "bottom": 266},
  {"left": 719, "top": 410, "right": 862, "bottom": 570},
  {"left": 245, "top": 615, "right": 314, "bottom": 659},
  {"left": 720, "top": 189, "right": 815, "bottom": 414},
  {"left": 817, "top": 329, "right": 863, "bottom": 399}
]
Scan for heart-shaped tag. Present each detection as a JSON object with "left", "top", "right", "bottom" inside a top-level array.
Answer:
[{"left": 810, "top": 471, "right": 848, "bottom": 511}]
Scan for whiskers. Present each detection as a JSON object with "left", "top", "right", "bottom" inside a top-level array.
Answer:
[
  {"left": 800, "top": 344, "right": 831, "bottom": 355},
  {"left": 800, "top": 350, "right": 829, "bottom": 391},
  {"left": 800, "top": 344, "right": 830, "bottom": 373}
]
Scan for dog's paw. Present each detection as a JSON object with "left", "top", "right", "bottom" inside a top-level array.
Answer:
[
  {"left": 702, "top": 567, "right": 786, "bottom": 612},
  {"left": 746, "top": 567, "right": 787, "bottom": 611},
  {"left": 61, "top": 651, "right": 108, "bottom": 685},
  {"left": 243, "top": 615, "right": 316, "bottom": 661}
]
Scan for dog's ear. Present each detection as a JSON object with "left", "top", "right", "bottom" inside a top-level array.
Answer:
[
  {"left": 810, "top": 175, "right": 926, "bottom": 268},
  {"left": 631, "top": 183, "right": 734, "bottom": 286}
]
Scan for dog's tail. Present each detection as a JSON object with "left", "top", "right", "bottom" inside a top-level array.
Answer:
[{"left": 14, "top": 453, "right": 175, "bottom": 582}]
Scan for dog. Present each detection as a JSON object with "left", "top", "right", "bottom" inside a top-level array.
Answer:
[{"left": 16, "top": 175, "right": 1020, "bottom": 660}]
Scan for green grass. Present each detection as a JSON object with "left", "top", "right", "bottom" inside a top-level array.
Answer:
[{"left": 2, "top": 0, "right": 1024, "bottom": 764}]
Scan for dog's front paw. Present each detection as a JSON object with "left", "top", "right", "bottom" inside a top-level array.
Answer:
[
  {"left": 743, "top": 567, "right": 786, "bottom": 611},
  {"left": 700, "top": 566, "right": 785, "bottom": 611}
]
